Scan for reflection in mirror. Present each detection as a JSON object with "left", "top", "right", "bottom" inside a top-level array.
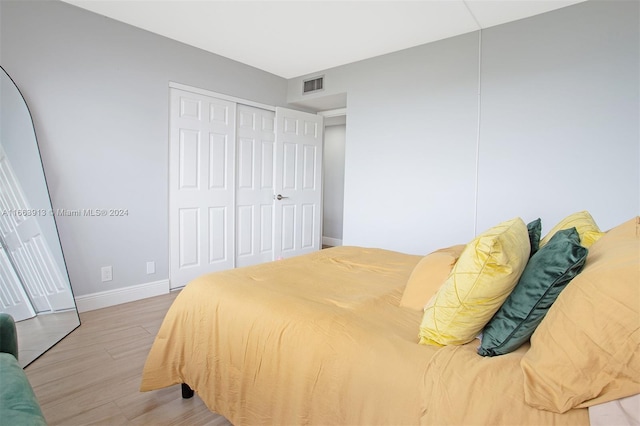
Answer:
[{"left": 0, "top": 65, "right": 80, "bottom": 367}]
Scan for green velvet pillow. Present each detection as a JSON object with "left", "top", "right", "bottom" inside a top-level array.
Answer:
[
  {"left": 477, "top": 227, "right": 588, "bottom": 357},
  {"left": 527, "top": 218, "right": 542, "bottom": 257}
]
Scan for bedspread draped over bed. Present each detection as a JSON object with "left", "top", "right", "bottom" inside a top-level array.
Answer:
[{"left": 140, "top": 246, "right": 588, "bottom": 425}]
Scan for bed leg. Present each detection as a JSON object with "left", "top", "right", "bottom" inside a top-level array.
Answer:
[{"left": 181, "top": 383, "right": 194, "bottom": 399}]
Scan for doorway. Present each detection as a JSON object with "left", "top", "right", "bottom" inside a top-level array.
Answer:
[{"left": 320, "top": 109, "right": 346, "bottom": 248}]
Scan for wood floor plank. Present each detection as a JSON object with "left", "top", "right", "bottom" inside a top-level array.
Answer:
[
  {"left": 35, "top": 354, "right": 146, "bottom": 415},
  {"left": 24, "top": 292, "right": 232, "bottom": 425},
  {"left": 129, "top": 391, "right": 221, "bottom": 426},
  {"left": 53, "top": 401, "right": 131, "bottom": 426},
  {"left": 26, "top": 348, "right": 114, "bottom": 390}
]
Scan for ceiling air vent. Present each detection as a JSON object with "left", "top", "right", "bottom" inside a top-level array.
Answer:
[{"left": 303, "top": 76, "right": 324, "bottom": 94}]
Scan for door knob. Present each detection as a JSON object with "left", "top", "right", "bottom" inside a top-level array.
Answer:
[{"left": 275, "top": 194, "right": 289, "bottom": 200}]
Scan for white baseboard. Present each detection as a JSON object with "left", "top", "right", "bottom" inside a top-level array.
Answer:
[
  {"left": 322, "top": 236, "right": 343, "bottom": 247},
  {"left": 75, "top": 279, "right": 169, "bottom": 313}
]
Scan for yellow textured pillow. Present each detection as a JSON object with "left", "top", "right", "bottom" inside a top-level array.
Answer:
[
  {"left": 522, "top": 217, "right": 640, "bottom": 413},
  {"left": 540, "top": 210, "right": 605, "bottom": 248},
  {"left": 400, "top": 244, "right": 465, "bottom": 310},
  {"left": 419, "top": 218, "right": 530, "bottom": 346}
]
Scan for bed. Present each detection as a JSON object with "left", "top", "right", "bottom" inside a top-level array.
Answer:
[{"left": 140, "top": 214, "right": 639, "bottom": 425}]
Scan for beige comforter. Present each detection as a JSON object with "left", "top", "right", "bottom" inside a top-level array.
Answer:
[{"left": 140, "top": 246, "right": 588, "bottom": 425}]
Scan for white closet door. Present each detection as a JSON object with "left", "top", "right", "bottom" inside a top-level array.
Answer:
[
  {"left": 274, "top": 107, "right": 324, "bottom": 259},
  {"left": 9, "top": 218, "right": 74, "bottom": 312},
  {"left": 0, "top": 244, "right": 36, "bottom": 321},
  {"left": 169, "top": 89, "right": 236, "bottom": 289},
  {"left": 235, "top": 105, "right": 275, "bottom": 267},
  {"left": 0, "top": 145, "right": 74, "bottom": 314}
]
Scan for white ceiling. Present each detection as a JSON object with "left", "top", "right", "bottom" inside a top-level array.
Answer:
[{"left": 60, "top": 0, "right": 587, "bottom": 79}]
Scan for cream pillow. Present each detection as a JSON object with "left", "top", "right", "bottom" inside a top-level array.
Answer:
[
  {"left": 399, "top": 245, "right": 465, "bottom": 310},
  {"left": 540, "top": 210, "right": 605, "bottom": 248},
  {"left": 419, "top": 218, "right": 530, "bottom": 346},
  {"left": 522, "top": 217, "right": 640, "bottom": 413}
]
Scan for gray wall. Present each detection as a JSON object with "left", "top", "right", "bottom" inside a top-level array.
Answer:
[
  {"left": 475, "top": 1, "right": 639, "bottom": 232},
  {"left": 289, "top": 0, "right": 639, "bottom": 254},
  {"left": 293, "top": 32, "right": 481, "bottom": 253},
  {"left": 0, "top": 0, "right": 288, "bottom": 297}
]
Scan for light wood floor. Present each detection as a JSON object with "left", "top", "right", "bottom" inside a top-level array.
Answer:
[{"left": 24, "top": 291, "right": 233, "bottom": 425}]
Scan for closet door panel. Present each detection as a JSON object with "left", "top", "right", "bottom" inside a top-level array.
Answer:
[
  {"left": 169, "top": 89, "right": 235, "bottom": 289},
  {"left": 274, "top": 107, "right": 323, "bottom": 259},
  {"left": 235, "top": 105, "right": 275, "bottom": 267}
]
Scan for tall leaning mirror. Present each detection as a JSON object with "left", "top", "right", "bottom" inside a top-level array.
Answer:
[{"left": 0, "top": 65, "right": 80, "bottom": 367}]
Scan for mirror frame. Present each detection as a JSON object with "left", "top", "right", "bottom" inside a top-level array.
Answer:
[{"left": 0, "top": 65, "right": 80, "bottom": 367}]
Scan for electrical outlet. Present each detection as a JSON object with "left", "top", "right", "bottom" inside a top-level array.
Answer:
[
  {"left": 146, "top": 261, "right": 155, "bottom": 275},
  {"left": 101, "top": 266, "right": 113, "bottom": 282}
]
